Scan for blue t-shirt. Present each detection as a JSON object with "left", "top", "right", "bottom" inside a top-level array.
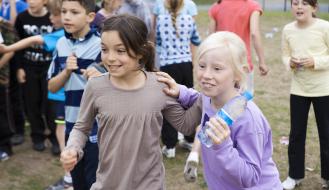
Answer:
[
  {"left": 0, "top": 0, "right": 28, "bottom": 21},
  {"left": 42, "top": 29, "right": 65, "bottom": 52}
]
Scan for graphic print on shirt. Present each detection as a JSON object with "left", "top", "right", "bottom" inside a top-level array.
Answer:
[{"left": 22, "top": 24, "right": 53, "bottom": 62}]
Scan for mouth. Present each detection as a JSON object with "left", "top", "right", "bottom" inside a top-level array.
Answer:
[
  {"left": 201, "top": 81, "right": 215, "bottom": 89},
  {"left": 64, "top": 23, "right": 73, "bottom": 28},
  {"left": 107, "top": 64, "right": 122, "bottom": 71},
  {"left": 296, "top": 11, "right": 304, "bottom": 16}
]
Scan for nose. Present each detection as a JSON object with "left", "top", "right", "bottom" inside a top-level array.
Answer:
[{"left": 202, "top": 68, "right": 213, "bottom": 79}]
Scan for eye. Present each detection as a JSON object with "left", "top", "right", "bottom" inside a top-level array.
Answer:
[
  {"left": 198, "top": 64, "right": 205, "bottom": 69},
  {"left": 61, "top": 10, "right": 67, "bottom": 14},
  {"left": 101, "top": 47, "right": 108, "bottom": 53},
  {"left": 117, "top": 48, "right": 127, "bottom": 54}
]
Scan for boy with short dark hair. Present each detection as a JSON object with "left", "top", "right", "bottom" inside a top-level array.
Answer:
[{"left": 48, "top": 0, "right": 100, "bottom": 189}]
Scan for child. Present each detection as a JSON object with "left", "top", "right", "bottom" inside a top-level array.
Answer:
[
  {"left": 60, "top": 14, "right": 201, "bottom": 190},
  {"left": 0, "top": 0, "right": 27, "bottom": 147},
  {"left": 0, "top": 32, "right": 14, "bottom": 160},
  {"left": 92, "top": 0, "right": 152, "bottom": 35},
  {"left": 48, "top": 0, "right": 102, "bottom": 189},
  {"left": 281, "top": 0, "right": 329, "bottom": 189},
  {"left": 183, "top": 0, "right": 270, "bottom": 180},
  {"left": 14, "top": 0, "right": 58, "bottom": 152},
  {"left": 157, "top": 31, "right": 282, "bottom": 189},
  {"left": 155, "top": 0, "right": 201, "bottom": 158},
  {"left": 208, "top": 0, "right": 269, "bottom": 93}
]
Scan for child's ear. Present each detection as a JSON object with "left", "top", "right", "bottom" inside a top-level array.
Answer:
[{"left": 86, "top": 12, "right": 96, "bottom": 23}]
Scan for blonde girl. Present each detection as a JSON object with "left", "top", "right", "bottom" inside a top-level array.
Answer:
[{"left": 158, "top": 31, "right": 282, "bottom": 189}]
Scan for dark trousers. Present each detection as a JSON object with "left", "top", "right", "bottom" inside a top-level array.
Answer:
[
  {"left": 0, "top": 85, "right": 13, "bottom": 154},
  {"left": 9, "top": 60, "right": 25, "bottom": 135},
  {"left": 66, "top": 135, "right": 99, "bottom": 190},
  {"left": 288, "top": 94, "right": 329, "bottom": 180},
  {"left": 160, "top": 62, "right": 195, "bottom": 148},
  {"left": 22, "top": 66, "right": 56, "bottom": 144}
]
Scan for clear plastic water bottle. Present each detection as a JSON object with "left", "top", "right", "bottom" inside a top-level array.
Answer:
[{"left": 198, "top": 91, "right": 253, "bottom": 148}]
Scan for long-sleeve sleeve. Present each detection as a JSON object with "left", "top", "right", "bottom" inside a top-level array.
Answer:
[
  {"left": 163, "top": 94, "right": 202, "bottom": 136},
  {"left": 313, "top": 27, "right": 329, "bottom": 70},
  {"left": 205, "top": 107, "right": 266, "bottom": 188},
  {"left": 178, "top": 84, "right": 200, "bottom": 109},
  {"left": 281, "top": 28, "right": 291, "bottom": 71},
  {"left": 65, "top": 79, "right": 97, "bottom": 160}
]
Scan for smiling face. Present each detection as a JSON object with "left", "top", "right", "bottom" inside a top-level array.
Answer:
[
  {"left": 197, "top": 48, "right": 239, "bottom": 100},
  {"left": 61, "top": 1, "right": 94, "bottom": 38},
  {"left": 101, "top": 30, "right": 141, "bottom": 79},
  {"left": 291, "top": 0, "right": 317, "bottom": 25}
]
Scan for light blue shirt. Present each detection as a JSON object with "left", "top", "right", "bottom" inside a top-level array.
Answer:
[{"left": 48, "top": 29, "right": 101, "bottom": 143}]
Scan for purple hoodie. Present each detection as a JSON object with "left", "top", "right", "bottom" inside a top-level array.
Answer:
[{"left": 178, "top": 86, "right": 282, "bottom": 190}]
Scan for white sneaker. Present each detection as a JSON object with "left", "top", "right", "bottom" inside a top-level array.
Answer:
[
  {"left": 162, "top": 146, "right": 175, "bottom": 158},
  {"left": 184, "top": 152, "right": 199, "bottom": 182},
  {"left": 282, "top": 176, "right": 302, "bottom": 190},
  {"left": 179, "top": 140, "right": 193, "bottom": 151},
  {"left": 322, "top": 178, "right": 329, "bottom": 189}
]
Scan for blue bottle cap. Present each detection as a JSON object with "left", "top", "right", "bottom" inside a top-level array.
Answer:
[
  {"left": 242, "top": 91, "right": 253, "bottom": 101},
  {"left": 217, "top": 109, "right": 233, "bottom": 127}
]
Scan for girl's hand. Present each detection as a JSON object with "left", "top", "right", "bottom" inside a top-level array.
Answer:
[
  {"left": 156, "top": 71, "right": 180, "bottom": 98},
  {"left": 206, "top": 117, "right": 231, "bottom": 145},
  {"left": 299, "top": 57, "right": 314, "bottom": 69},
  {"left": 258, "top": 63, "right": 269, "bottom": 76},
  {"left": 289, "top": 57, "right": 301, "bottom": 69},
  {"left": 60, "top": 149, "right": 78, "bottom": 172},
  {"left": 81, "top": 67, "right": 102, "bottom": 80}
]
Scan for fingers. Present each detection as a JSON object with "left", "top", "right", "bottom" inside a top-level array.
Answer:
[
  {"left": 206, "top": 117, "right": 230, "bottom": 145},
  {"left": 81, "top": 67, "right": 102, "bottom": 80},
  {"left": 66, "top": 54, "right": 78, "bottom": 71},
  {"left": 60, "top": 149, "right": 78, "bottom": 172}
]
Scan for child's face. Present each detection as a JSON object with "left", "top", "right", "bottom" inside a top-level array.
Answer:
[
  {"left": 27, "top": 0, "right": 47, "bottom": 15},
  {"left": 49, "top": 13, "right": 62, "bottom": 30},
  {"left": 61, "top": 1, "right": 94, "bottom": 38},
  {"left": 104, "top": 0, "right": 122, "bottom": 11},
  {"left": 101, "top": 30, "right": 141, "bottom": 79},
  {"left": 196, "top": 48, "right": 238, "bottom": 98},
  {"left": 291, "top": 0, "right": 316, "bottom": 23}
]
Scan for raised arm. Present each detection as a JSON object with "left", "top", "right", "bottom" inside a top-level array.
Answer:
[{"left": 0, "top": 35, "right": 43, "bottom": 53}]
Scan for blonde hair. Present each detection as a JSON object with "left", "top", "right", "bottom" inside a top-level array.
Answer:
[
  {"left": 165, "top": 0, "right": 184, "bottom": 37},
  {"left": 196, "top": 31, "right": 248, "bottom": 91},
  {"left": 47, "top": 0, "right": 62, "bottom": 15}
]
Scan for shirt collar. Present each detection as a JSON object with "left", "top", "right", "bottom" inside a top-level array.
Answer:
[{"left": 64, "top": 27, "right": 99, "bottom": 43}]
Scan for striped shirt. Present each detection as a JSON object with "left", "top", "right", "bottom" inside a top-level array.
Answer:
[{"left": 48, "top": 29, "right": 101, "bottom": 143}]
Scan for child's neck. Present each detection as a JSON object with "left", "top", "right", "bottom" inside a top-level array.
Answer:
[
  {"left": 72, "top": 25, "right": 91, "bottom": 39},
  {"left": 296, "top": 17, "right": 316, "bottom": 29},
  {"left": 211, "top": 90, "right": 240, "bottom": 110},
  {"left": 28, "top": 7, "right": 48, "bottom": 17},
  {"left": 110, "top": 70, "right": 146, "bottom": 90}
]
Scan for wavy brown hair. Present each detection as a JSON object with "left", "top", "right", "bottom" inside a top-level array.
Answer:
[{"left": 101, "top": 14, "right": 155, "bottom": 72}]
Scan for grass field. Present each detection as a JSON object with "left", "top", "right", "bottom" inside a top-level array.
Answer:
[{"left": 0, "top": 10, "right": 329, "bottom": 190}]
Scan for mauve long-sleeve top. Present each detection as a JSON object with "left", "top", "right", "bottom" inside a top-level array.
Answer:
[{"left": 66, "top": 72, "right": 202, "bottom": 190}]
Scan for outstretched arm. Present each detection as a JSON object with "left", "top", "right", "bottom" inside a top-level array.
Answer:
[
  {"left": 0, "top": 35, "right": 44, "bottom": 53},
  {"left": 250, "top": 11, "right": 268, "bottom": 76}
]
